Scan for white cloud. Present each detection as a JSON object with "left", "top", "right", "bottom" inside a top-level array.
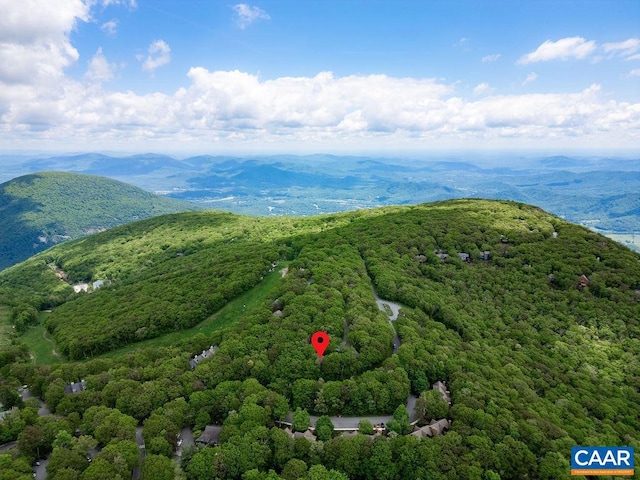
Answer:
[
  {"left": 522, "top": 72, "right": 538, "bottom": 86},
  {"left": 602, "top": 38, "right": 640, "bottom": 58},
  {"left": 85, "top": 48, "right": 116, "bottom": 83},
  {"left": 473, "top": 83, "right": 494, "bottom": 96},
  {"left": 101, "top": 0, "right": 137, "bottom": 9},
  {"left": 101, "top": 19, "right": 118, "bottom": 36},
  {"left": 517, "top": 37, "right": 596, "bottom": 64},
  {"left": 3, "top": 67, "right": 638, "bottom": 151},
  {"left": 232, "top": 4, "right": 270, "bottom": 29},
  {"left": 628, "top": 68, "right": 640, "bottom": 78},
  {"left": 140, "top": 40, "right": 171, "bottom": 73},
  {"left": 0, "top": 0, "right": 89, "bottom": 86},
  {"left": 482, "top": 53, "right": 501, "bottom": 63}
]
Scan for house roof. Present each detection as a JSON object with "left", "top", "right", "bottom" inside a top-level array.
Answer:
[
  {"left": 290, "top": 429, "right": 317, "bottom": 442},
  {"left": 196, "top": 425, "right": 222, "bottom": 445},
  {"left": 189, "top": 345, "right": 218, "bottom": 369},
  {"left": 432, "top": 381, "right": 451, "bottom": 404},
  {"left": 64, "top": 379, "right": 87, "bottom": 394},
  {"left": 428, "top": 418, "right": 451, "bottom": 436}
]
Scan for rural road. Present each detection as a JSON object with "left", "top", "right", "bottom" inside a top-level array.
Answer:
[{"left": 372, "top": 289, "right": 402, "bottom": 353}]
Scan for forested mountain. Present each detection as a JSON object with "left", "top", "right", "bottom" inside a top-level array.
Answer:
[
  {"left": 0, "top": 199, "right": 638, "bottom": 479},
  {"left": 0, "top": 172, "right": 198, "bottom": 270}
]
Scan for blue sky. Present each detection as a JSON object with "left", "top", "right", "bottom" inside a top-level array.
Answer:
[{"left": 1, "top": 0, "right": 639, "bottom": 154}]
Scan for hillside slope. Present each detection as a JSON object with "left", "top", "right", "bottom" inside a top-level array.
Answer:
[
  {"left": 0, "top": 199, "right": 638, "bottom": 479},
  {"left": 0, "top": 171, "right": 198, "bottom": 270}
]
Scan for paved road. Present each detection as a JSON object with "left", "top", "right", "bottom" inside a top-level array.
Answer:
[
  {"left": 284, "top": 394, "right": 419, "bottom": 430},
  {"left": 0, "top": 440, "right": 17, "bottom": 452},
  {"left": 19, "top": 387, "right": 50, "bottom": 416},
  {"left": 132, "top": 426, "right": 145, "bottom": 480},
  {"left": 33, "top": 456, "right": 49, "bottom": 480},
  {"left": 173, "top": 426, "right": 194, "bottom": 463},
  {"left": 372, "top": 290, "right": 402, "bottom": 353}
]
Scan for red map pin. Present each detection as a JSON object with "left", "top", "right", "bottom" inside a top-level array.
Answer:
[{"left": 311, "top": 331, "right": 330, "bottom": 358}]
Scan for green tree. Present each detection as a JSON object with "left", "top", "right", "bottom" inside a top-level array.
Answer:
[
  {"left": 304, "top": 464, "right": 348, "bottom": 480},
  {"left": 281, "top": 458, "right": 308, "bottom": 480},
  {"left": 17, "top": 424, "right": 47, "bottom": 462},
  {"left": 358, "top": 420, "right": 374, "bottom": 435},
  {"left": 141, "top": 454, "right": 175, "bottom": 480},
  {"left": 79, "top": 456, "right": 120, "bottom": 480},
  {"left": 386, "top": 405, "right": 411, "bottom": 435},
  {"left": 292, "top": 408, "right": 310, "bottom": 432},
  {"left": 415, "top": 390, "right": 449, "bottom": 423},
  {"left": 47, "top": 447, "right": 88, "bottom": 478},
  {"left": 314, "top": 416, "right": 334, "bottom": 442},
  {"left": 100, "top": 440, "right": 139, "bottom": 475},
  {"left": 94, "top": 410, "right": 136, "bottom": 445},
  {"left": 52, "top": 467, "right": 82, "bottom": 480}
]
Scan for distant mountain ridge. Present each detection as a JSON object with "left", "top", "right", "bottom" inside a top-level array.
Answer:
[
  {"left": 0, "top": 171, "right": 198, "bottom": 270},
  {"left": 1, "top": 152, "right": 639, "bottom": 240}
]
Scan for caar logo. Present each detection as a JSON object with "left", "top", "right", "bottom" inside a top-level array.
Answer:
[{"left": 571, "top": 446, "right": 635, "bottom": 476}]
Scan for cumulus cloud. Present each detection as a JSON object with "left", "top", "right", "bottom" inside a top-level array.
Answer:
[
  {"left": 628, "top": 68, "right": 640, "bottom": 78},
  {"left": 232, "top": 4, "right": 270, "bottom": 29},
  {"left": 3, "top": 66, "right": 638, "bottom": 151},
  {"left": 140, "top": 40, "right": 171, "bottom": 73},
  {"left": 473, "top": 83, "right": 494, "bottom": 96},
  {"left": 85, "top": 48, "right": 117, "bottom": 83},
  {"left": 517, "top": 37, "right": 596, "bottom": 64},
  {"left": 522, "top": 72, "right": 538, "bottom": 86},
  {"left": 101, "top": 19, "right": 118, "bottom": 36},
  {"left": 482, "top": 54, "right": 501, "bottom": 63},
  {"left": 0, "top": 0, "right": 89, "bottom": 85}
]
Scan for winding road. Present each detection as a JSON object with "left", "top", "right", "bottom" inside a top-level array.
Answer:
[{"left": 372, "top": 289, "right": 402, "bottom": 353}]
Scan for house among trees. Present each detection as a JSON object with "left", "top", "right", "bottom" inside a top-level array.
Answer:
[
  {"left": 480, "top": 251, "right": 491, "bottom": 261},
  {"left": 578, "top": 274, "right": 590, "bottom": 289},
  {"left": 434, "top": 249, "right": 449, "bottom": 260},
  {"left": 284, "top": 427, "right": 317, "bottom": 442},
  {"left": 189, "top": 345, "right": 218, "bottom": 370},
  {"left": 458, "top": 253, "right": 471, "bottom": 262},
  {"left": 411, "top": 419, "right": 452, "bottom": 438},
  {"left": 195, "top": 425, "right": 222, "bottom": 447},
  {"left": 64, "top": 379, "right": 87, "bottom": 394},
  {"left": 432, "top": 381, "right": 451, "bottom": 405}
]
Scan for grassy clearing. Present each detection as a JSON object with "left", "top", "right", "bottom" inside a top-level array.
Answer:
[
  {"left": 21, "top": 312, "right": 61, "bottom": 365},
  {"left": 0, "top": 305, "right": 13, "bottom": 350},
  {"left": 96, "top": 264, "right": 286, "bottom": 360}
]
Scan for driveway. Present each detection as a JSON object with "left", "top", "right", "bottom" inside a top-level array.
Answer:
[
  {"left": 372, "top": 290, "right": 402, "bottom": 353},
  {"left": 33, "top": 456, "right": 49, "bottom": 480},
  {"left": 132, "top": 426, "right": 145, "bottom": 480},
  {"left": 173, "top": 426, "right": 194, "bottom": 463}
]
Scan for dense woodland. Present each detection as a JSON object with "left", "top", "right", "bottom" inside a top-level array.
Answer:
[
  {"left": 0, "top": 171, "right": 196, "bottom": 270},
  {"left": 0, "top": 199, "right": 639, "bottom": 479}
]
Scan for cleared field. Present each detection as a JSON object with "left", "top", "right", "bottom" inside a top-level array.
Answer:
[
  {"left": 17, "top": 263, "right": 285, "bottom": 364},
  {"left": 93, "top": 264, "right": 286, "bottom": 360},
  {"left": 21, "top": 312, "right": 60, "bottom": 365}
]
